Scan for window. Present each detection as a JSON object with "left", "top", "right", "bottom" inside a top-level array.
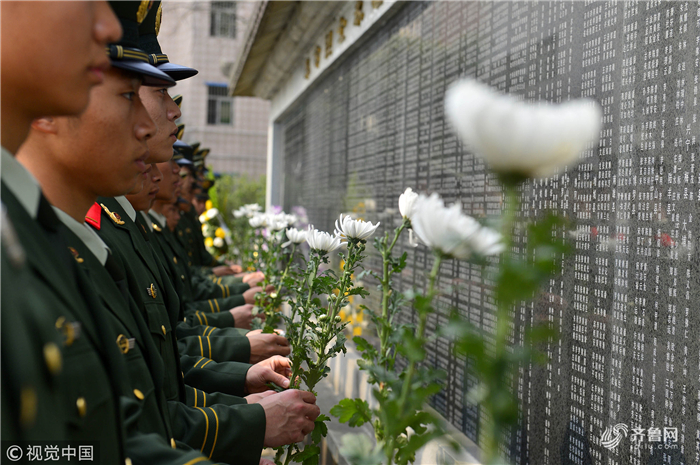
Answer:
[
  {"left": 207, "top": 85, "right": 234, "bottom": 125},
  {"left": 210, "top": 2, "right": 236, "bottom": 38}
]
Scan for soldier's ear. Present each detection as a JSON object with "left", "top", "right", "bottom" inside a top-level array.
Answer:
[{"left": 31, "top": 117, "right": 58, "bottom": 135}]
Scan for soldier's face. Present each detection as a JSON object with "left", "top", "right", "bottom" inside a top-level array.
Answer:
[
  {"left": 126, "top": 164, "right": 162, "bottom": 212},
  {"left": 53, "top": 68, "right": 156, "bottom": 197},
  {"left": 1, "top": 1, "right": 121, "bottom": 119},
  {"left": 163, "top": 204, "right": 181, "bottom": 231},
  {"left": 155, "top": 160, "right": 180, "bottom": 202},
  {"left": 140, "top": 85, "right": 181, "bottom": 163}
]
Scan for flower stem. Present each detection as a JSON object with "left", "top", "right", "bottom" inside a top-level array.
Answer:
[{"left": 387, "top": 253, "right": 443, "bottom": 464}]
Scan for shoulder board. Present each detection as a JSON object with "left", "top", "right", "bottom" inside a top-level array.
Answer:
[
  {"left": 85, "top": 202, "right": 103, "bottom": 230},
  {"left": 101, "top": 203, "right": 125, "bottom": 225}
]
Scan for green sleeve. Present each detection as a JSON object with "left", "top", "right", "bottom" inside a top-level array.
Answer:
[
  {"left": 180, "top": 354, "right": 250, "bottom": 397},
  {"left": 167, "top": 400, "right": 265, "bottom": 465},
  {"left": 177, "top": 332, "right": 251, "bottom": 364}
]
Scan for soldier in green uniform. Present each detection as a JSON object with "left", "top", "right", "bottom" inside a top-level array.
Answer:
[
  {"left": 1, "top": 2, "right": 223, "bottom": 463},
  {"left": 14, "top": 3, "right": 319, "bottom": 462}
]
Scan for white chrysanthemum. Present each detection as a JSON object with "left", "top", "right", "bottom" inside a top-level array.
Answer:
[
  {"left": 205, "top": 208, "right": 219, "bottom": 220},
  {"left": 233, "top": 208, "right": 245, "bottom": 218},
  {"left": 398, "top": 187, "right": 419, "bottom": 219},
  {"left": 334, "top": 213, "right": 380, "bottom": 241},
  {"left": 213, "top": 237, "right": 224, "bottom": 248},
  {"left": 267, "top": 213, "right": 289, "bottom": 231},
  {"left": 305, "top": 226, "right": 342, "bottom": 254},
  {"left": 249, "top": 213, "right": 266, "bottom": 228},
  {"left": 202, "top": 224, "right": 212, "bottom": 237},
  {"left": 282, "top": 227, "right": 307, "bottom": 248},
  {"left": 243, "top": 203, "right": 262, "bottom": 218},
  {"left": 411, "top": 193, "right": 504, "bottom": 259},
  {"left": 445, "top": 79, "right": 602, "bottom": 179},
  {"left": 284, "top": 214, "right": 297, "bottom": 227}
]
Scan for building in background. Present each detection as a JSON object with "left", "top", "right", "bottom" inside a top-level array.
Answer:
[{"left": 159, "top": 1, "right": 270, "bottom": 178}]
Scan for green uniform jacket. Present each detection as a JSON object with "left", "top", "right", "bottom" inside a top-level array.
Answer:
[
  {"left": 1, "top": 209, "right": 66, "bottom": 443},
  {"left": 59, "top": 223, "right": 257, "bottom": 464},
  {"left": 143, "top": 213, "right": 242, "bottom": 327},
  {"left": 2, "top": 185, "right": 125, "bottom": 464},
  {"left": 94, "top": 198, "right": 251, "bottom": 365}
]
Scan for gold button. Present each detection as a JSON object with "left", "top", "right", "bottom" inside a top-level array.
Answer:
[
  {"left": 43, "top": 343, "right": 62, "bottom": 375},
  {"left": 20, "top": 386, "right": 37, "bottom": 427},
  {"left": 170, "top": 438, "right": 176, "bottom": 449},
  {"left": 125, "top": 459, "right": 133, "bottom": 465},
  {"left": 161, "top": 325, "right": 166, "bottom": 335},
  {"left": 76, "top": 397, "right": 87, "bottom": 417},
  {"left": 181, "top": 275, "right": 185, "bottom": 281},
  {"left": 116, "top": 334, "right": 130, "bottom": 354},
  {"left": 55, "top": 316, "right": 66, "bottom": 329},
  {"left": 173, "top": 257, "right": 178, "bottom": 264},
  {"left": 133, "top": 389, "right": 144, "bottom": 400}
]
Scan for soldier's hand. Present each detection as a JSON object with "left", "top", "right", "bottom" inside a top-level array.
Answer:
[
  {"left": 229, "top": 304, "right": 259, "bottom": 329},
  {"left": 243, "top": 286, "right": 263, "bottom": 304},
  {"left": 212, "top": 265, "right": 236, "bottom": 276},
  {"left": 229, "top": 264, "right": 243, "bottom": 274},
  {"left": 245, "top": 390, "right": 276, "bottom": 404},
  {"left": 242, "top": 271, "right": 265, "bottom": 286},
  {"left": 260, "top": 459, "right": 276, "bottom": 465},
  {"left": 259, "top": 390, "right": 319, "bottom": 447},
  {"left": 245, "top": 355, "right": 292, "bottom": 393},
  {"left": 246, "top": 329, "right": 291, "bottom": 363}
]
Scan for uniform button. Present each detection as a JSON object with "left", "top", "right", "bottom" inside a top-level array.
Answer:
[
  {"left": 20, "top": 386, "right": 37, "bottom": 427},
  {"left": 170, "top": 438, "right": 176, "bottom": 449},
  {"left": 125, "top": 459, "right": 132, "bottom": 465},
  {"left": 76, "top": 397, "right": 87, "bottom": 417},
  {"left": 133, "top": 389, "right": 144, "bottom": 400},
  {"left": 173, "top": 257, "right": 178, "bottom": 264},
  {"left": 181, "top": 275, "right": 185, "bottom": 281},
  {"left": 161, "top": 325, "right": 166, "bottom": 335},
  {"left": 43, "top": 343, "right": 62, "bottom": 375}
]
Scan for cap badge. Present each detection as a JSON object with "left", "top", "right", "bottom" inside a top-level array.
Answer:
[
  {"left": 136, "top": 0, "right": 153, "bottom": 24},
  {"left": 152, "top": 223, "right": 162, "bottom": 232}
]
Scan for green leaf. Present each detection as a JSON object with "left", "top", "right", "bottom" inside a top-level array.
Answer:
[
  {"left": 310, "top": 415, "right": 329, "bottom": 443},
  {"left": 330, "top": 398, "right": 371, "bottom": 427},
  {"left": 293, "top": 444, "right": 320, "bottom": 464}
]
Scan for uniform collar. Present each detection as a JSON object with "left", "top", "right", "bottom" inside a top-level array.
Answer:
[
  {"left": 141, "top": 211, "right": 154, "bottom": 231},
  {"left": 1, "top": 147, "right": 41, "bottom": 219},
  {"left": 149, "top": 209, "right": 167, "bottom": 228},
  {"left": 114, "top": 195, "right": 137, "bottom": 221},
  {"left": 53, "top": 206, "right": 111, "bottom": 266}
]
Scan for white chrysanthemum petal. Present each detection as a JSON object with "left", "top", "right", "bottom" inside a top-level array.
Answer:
[
  {"left": 445, "top": 79, "right": 602, "bottom": 179},
  {"left": 398, "top": 187, "right": 419, "bottom": 219}
]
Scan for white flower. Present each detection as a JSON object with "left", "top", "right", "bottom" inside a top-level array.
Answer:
[
  {"left": 213, "top": 237, "right": 224, "bottom": 248},
  {"left": 334, "top": 213, "right": 380, "bottom": 241},
  {"left": 398, "top": 187, "right": 419, "bottom": 219},
  {"left": 284, "top": 214, "right": 297, "bottom": 227},
  {"left": 267, "top": 213, "right": 289, "bottom": 231},
  {"left": 411, "top": 193, "right": 504, "bottom": 259},
  {"left": 202, "top": 224, "right": 212, "bottom": 237},
  {"left": 244, "top": 203, "right": 262, "bottom": 218},
  {"left": 199, "top": 213, "right": 207, "bottom": 223},
  {"left": 233, "top": 208, "right": 245, "bottom": 218},
  {"left": 249, "top": 213, "right": 266, "bottom": 228},
  {"left": 305, "top": 226, "right": 342, "bottom": 254},
  {"left": 444, "top": 79, "right": 602, "bottom": 179},
  {"left": 282, "top": 227, "right": 307, "bottom": 248},
  {"left": 205, "top": 208, "right": 219, "bottom": 220}
]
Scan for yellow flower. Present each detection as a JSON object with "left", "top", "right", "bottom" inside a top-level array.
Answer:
[
  {"left": 352, "top": 326, "right": 362, "bottom": 337},
  {"left": 205, "top": 200, "right": 213, "bottom": 210},
  {"left": 215, "top": 227, "right": 226, "bottom": 238},
  {"left": 338, "top": 309, "right": 346, "bottom": 321},
  {"left": 204, "top": 237, "right": 214, "bottom": 248},
  {"left": 355, "top": 311, "right": 363, "bottom": 323}
]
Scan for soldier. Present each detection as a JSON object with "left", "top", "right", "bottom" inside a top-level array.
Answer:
[{"left": 15, "top": 4, "right": 318, "bottom": 463}]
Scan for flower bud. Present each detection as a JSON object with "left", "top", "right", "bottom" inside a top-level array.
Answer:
[
  {"left": 335, "top": 315, "right": 342, "bottom": 323},
  {"left": 318, "top": 315, "right": 328, "bottom": 322}
]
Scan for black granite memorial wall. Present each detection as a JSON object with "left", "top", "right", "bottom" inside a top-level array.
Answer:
[{"left": 279, "top": 2, "right": 700, "bottom": 464}]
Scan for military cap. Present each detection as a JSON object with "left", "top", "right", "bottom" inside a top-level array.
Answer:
[
  {"left": 201, "top": 177, "right": 215, "bottom": 190},
  {"left": 108, "top": 1, "right": 175, "bottom": 87},
  {"left": 172, "top": 94, "right": 183, "bottom": 108},
  {"left": 173, "top": 140, "right": 193, "bottom": 166},
  {"left": 139, "top": 1, "right": 198, "bottom": 80},
  {"left": 176, "top": 123, "right": 185, "bottom": 140}
]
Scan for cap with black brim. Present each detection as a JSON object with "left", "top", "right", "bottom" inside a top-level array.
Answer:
[
  {"left": 173, "top": 140, "right": 194, "bottom": 166},
  {"left": 139, "top": 1, "right": 198, "bottom": 81},
  {"left": 108, "top": 1, "right": 175, "bottom": 87}
]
